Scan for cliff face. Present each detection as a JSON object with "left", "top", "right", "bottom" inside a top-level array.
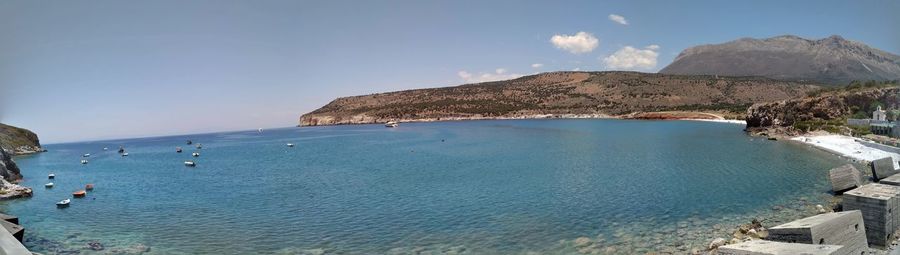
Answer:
[
  {"left": 0, "top": 147, "right": 23, "bottom": 182},
  {"left": 301, "top": 71, "right": 820, "bottom": 126},
  {"left": 746, "top": 87, "right": 900, "bottom": 131},
  {"left": 0, "top": 123, "right": 43, "bottom": 155},
  {"left": 660, "top": 35, "right": 900, "bottom": 85}
]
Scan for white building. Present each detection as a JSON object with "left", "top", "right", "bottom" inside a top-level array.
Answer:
[{"left": 874, "top": 105, "right": 887, "bottom": 122}]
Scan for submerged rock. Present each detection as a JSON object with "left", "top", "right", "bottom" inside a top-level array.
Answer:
[
  {"left": 86, "top": 241, "right": 104, "bottom": 251},
  {"left": 573, "top": 237, "right": 592, "bottom": 248}
]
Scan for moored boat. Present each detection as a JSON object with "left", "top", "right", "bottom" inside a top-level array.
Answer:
[
  {"left": 118, "top": 146, "right": 125, "bottom": 154},
  {"left": 83, "top": 153, "right": 91, "bottom": 157},
  {"left": 56, "top": 199, "right": 70, "bottom": 208},
  {"left": 184, "top": 161, "right": 196, "bottom": 167},
  {"left": 85, "top": 184, "right": 94, "bottom": 191},
  {"left": 385, "top": 121, "right": 398, "bottom": 128},
  {"left": 121, "top": 153, "right": 129, "bottom": 157},
  {"left": 286, "top": 143, "right": 294, "bottom": 147},
  {"left": 45, "top": 183, "right": 54, "bottom": 188},
  {"left": 176, "top": 147, "right": 183, "bottom": 153},
  {"left": 192, "top": 152, "right": 200, "bottom": 157},
  {"left": 72, "top": 190, "right": 86, "bottom": 198},
  {"left": 81, "top": 159, "right": 89, "bottom": 164},
  {"left": 196, "top": 144, "right": 202, "bottom": 149},
  {"left": 48, "top": 173, "right": 55, "bottom": 179},
  {"left": 186, "top": 140, "right": 193, "bottom": 145}
]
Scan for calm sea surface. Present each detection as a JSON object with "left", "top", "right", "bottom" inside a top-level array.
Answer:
[{"left": 2, "top": 119, "right": 850, "bottom": 254}]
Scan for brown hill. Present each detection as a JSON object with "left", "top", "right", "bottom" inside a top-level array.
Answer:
[
  {"left": 300, "top": 71, "right": 820, "bottom": 126},
  {"left": 0, "top": 123, "right": 42, "bottom": 155}
]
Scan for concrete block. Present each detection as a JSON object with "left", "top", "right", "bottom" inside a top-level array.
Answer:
[
  {"left": 0, "top": 213, "right": 17, "bottom": 225},
  {"left": 0, "top": 221, "right": 23, "bottom": 242},
  {"left": 879, "top": 174, "right": 900, "bottom": 186},
  {"left": 842, "top": 183, "right": 900, "bottom": 247},
  {"left": 830, "top": 164, "right": 864, "bottom": 193},
  {"left": 871, "top": 157, "right": 898, "bottom": 181},
  {"left": 716, "top": 240, "right": 850, "bottom": 255},
  {"left": 766, "top": 211, "right": 867, "bottom": 254}
]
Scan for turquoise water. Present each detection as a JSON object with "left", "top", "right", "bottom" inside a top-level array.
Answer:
[{"left": 2, "top": 119, "right": 849, "bottom": 254}]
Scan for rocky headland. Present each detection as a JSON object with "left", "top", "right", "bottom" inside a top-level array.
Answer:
[
  {"left": 301, "top": 71, "right": 819, "bottom": 126},
  {"left": 0, "top": 123, "right": 39, "bottom": 199},
  {"left": 0, "top": 123, "right": 44, "bottom": 155},
  {"left": 745, "top": 85, "right": 900, "bottom": 139}
]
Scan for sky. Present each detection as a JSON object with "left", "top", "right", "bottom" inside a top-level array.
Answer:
[{"left": 1, "top": 0, "right": 898, "bottom": 143}]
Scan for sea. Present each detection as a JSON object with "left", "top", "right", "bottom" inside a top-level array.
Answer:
[{"left": 2, "top": 119, "right": 851, "bottom": 254}]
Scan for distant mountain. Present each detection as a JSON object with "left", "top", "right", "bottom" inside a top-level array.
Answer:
[
  {"left": 659, "top": 35, "right": 900, "bottom": 85},
  {"left": 300, "top": 71, "right": 820, "bottom": 126}
]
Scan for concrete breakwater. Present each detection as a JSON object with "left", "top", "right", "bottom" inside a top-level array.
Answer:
[
  {"left": 707, "top": 157, "right": 900, "bottom": 254},
  {"left": 0, "top": 213, "right": 30, "bottom": 255}
]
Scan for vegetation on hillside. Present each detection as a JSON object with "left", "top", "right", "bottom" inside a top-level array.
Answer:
[
  {"left": 0, "top": 123, "right": 41, "bottom": 152},
  {"left": 302, "top": 71, "right": 821, "bottom": 126}
]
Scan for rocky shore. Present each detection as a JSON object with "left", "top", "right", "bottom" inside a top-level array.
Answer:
[
  {"left": 0, "top": 148, "right": 32, "bottom": 200},
  {"left": 745, "top": 86, "right": 900, "bottom": 139}
]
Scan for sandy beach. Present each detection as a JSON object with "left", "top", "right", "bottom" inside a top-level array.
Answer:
[
  {"left": 688, "top": 119, "right": 747, "bottom": 125},
  {"left": 791, "top": 134, "right": 900, "bottom": 169}
]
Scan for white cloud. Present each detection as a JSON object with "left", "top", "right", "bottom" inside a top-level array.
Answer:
[
  {"left": 551, "top": 32, "right": 599, "bottom": 54},
  {"left": 572, "top": 67, "right": 581, "bottom": 71},
  {"left": 602, "top": 45, "right": 660, "bottom": 71},
  {"left": 458, "top": 68, "right": 523, "bottom": 83},
  {"left": 608, "top": 14, "right": 628, "bottom": 25},
  {"left": 531, "top": 63, "right": 544, "bottom": 68}
]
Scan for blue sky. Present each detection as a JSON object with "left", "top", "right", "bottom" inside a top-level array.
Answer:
[{"left": 1, "top": 0, "right": 898, "bottom": 143}]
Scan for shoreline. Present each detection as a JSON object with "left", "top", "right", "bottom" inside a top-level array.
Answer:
[
  {"left": 790, "top": 134, "right": 900, "bottom": 169},
  {"left": 299, "top": 112, "right": 747, "bottom": 127}
]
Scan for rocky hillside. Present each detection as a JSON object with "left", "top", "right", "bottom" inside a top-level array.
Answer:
[
  {"left": 0, "top": 123, "right": 43, "bottom": 155},
  {"left": 301, "top": 71, "right": 820, "bottom": 126},
  {"left": 0, "top": 148, "right": 22, "bottom": 181},
  {"left": 746, "top": 84, "right": 900, "bottom": 136},
  {"left": 660, "top": 35, "right": 900, "bottom": 85}
]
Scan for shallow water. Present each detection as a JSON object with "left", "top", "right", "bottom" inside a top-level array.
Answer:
[{"left": 2, "top": 119, "right": 850, "bottom": 254}]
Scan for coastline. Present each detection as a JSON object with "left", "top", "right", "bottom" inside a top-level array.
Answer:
[
  {"left": 790, "top": 134, "right": 900, "bottom": 169},
  {"left": 299, "top": 111, "right": 746, "bottom": 127}
]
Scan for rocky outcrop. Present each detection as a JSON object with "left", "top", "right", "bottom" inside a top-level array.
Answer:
[
  {"left": 301, "top": 71, "right": 819, "bottom": 126},
  {"left": 0, "top": 123, "right": 43, "bottom": 155},
  {"left": 745, "top": 87, "right": 900, "bottom": 135},
  {"left": 0, "top": 148, "right": 22, "bottom": 182},
  {"left": 660, "top": 35, "right": 900, "bottom": 85},
  {"left": 0, "top": 148, "right": 30, "bottom": 200}
]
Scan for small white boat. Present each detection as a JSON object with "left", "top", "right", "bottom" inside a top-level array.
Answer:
[
  {"left": 258, "top": 128, "right": 263, "bottom": 133},
  {"left": 385, "top": 121, "right": 398, "bottom": 128},
  {"left": 56, "top": 199, "right": 70, "bottom": 207},
  {"left": 176, "top": 147, "right": 183, "bottom": 153},
  {"left": 82, "top": 153, "right": 91, "bottom": 157},
  {"left": 45, "top": 182, "right": 54, "bottom": 188},
  {"left": 103, "top": 147, "right": 108, "bottom": 151},
  {"left": 192, "top": 152, "right": 200, "bottom": 157},
  {"left": 286, "top": 143, "right": 295, "bottom": 147},
  {"left": 184, "top": 161, "right": 196, "bottom": 167},
  {"left": 121, "top": 153, "right": 129, "bottom": 157},
  {"left": 48, "top": 174, "right": 55, "bottom": 179},
  {"left": 81, "top": 159, "right": 89, "bottom": 164},
  {"left": 196, "top": 144, "right": 203, "bottom": 149}
]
